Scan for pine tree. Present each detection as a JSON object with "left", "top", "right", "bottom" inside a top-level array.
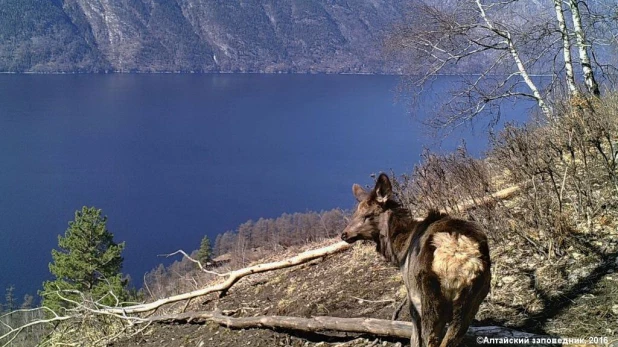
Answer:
[
  {"left": 41, "top": 207, "right": 127, "bottom": 313},
  {"left": 196, "top": 235, "right": 213, "bottom": 266}
]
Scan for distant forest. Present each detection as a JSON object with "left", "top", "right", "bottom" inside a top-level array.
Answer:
[
  {"left": 142, "top": 208, "right": 348, "bottom": 299},
  {"left": 213, "top": 209, "right": 348, "bottom": 259}
]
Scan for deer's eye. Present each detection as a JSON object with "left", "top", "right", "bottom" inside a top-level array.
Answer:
[{"left": 363, "top": 215, "right": 373, "bottom": 222}]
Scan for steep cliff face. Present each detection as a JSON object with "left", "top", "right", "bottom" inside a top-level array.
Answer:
[
  {"left": 61, "top": 0, "right": 216, "bottom": 72},
  {"left": 0, "top": 0, "right": 406, "bottom": 73}
]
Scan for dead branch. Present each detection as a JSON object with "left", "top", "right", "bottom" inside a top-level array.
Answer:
[
  {"left": 148, "top": 310, "right": 416, "bottom": 338},
  {"left": 391, "top": 298, "right": 407, "bottom": 321},
  {"left": 409, "top": 182, "right": 525, "bottom": 221},
  {"left": 104, "top": 241, "right": 351, "bottom": 315},
  {"left": 448, "top": 181, "right": 525, "bottom": 214},
  {"left": 351, "top": 296, "right": 396, "bottom": 304},
  {"left": 161, "top": 250, "right": 225, "bottom": 277},
  {"left": 0, "top": 307, "right": 73, "bottom": 347}
]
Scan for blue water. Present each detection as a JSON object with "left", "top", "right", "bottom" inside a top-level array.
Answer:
[{"left": 0, "top": 74, "right": 522, "bottom": 302}]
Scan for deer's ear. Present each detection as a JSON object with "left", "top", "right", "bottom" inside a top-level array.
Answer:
[
  {"left": 352, "top": 184, "right": 369, "bottom": 202},
  {"left": 374, "top": 173, "right": 392, "bottom": 204}
]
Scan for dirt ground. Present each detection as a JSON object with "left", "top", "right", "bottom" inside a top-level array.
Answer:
[{"left": 112, "top": 226, "right": 618, "bottom": 347}]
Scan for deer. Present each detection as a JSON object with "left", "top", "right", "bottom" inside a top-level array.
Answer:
[{"left": 340, "top": 173, "right": 491, "bottom": 347}]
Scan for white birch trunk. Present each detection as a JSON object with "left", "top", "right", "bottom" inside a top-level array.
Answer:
[
  {"left": 554, "top": 0, "right": 579, "bottom": 96},
  {"left": 568, "top": 0, "right": 600, "bottom": 96},
  {"left": 504, "top": 32, "right": 553, "bottom": 117},
  {"left": 475, "top": 0, "right": 552, "bottom": 117}
]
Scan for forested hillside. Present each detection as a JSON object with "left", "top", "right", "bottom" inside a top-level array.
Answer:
[
  {"left": 0, "top": 0, "right": 407, "bottom": 73},
  {"left": 213, "top": 209, "right": 348, "bottom": 259}
]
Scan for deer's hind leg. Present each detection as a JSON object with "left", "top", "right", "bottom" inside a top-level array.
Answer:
[
  {"left": 419, "top": 271, "right": 449, "bottom": 347},
  {"left": 439, "top": 293, "right": 477, "bottom": 347},
  {"left": 439, "top": 279, "right": 490, "bottom": 347}
]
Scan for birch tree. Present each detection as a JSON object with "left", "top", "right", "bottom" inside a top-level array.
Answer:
[
  {"left": 474, "top": 0, "right": 552, "bottom": 116},
  {"left": 567, "top": 0, "right": 600, "bottom": 95},
  {"left": 547, "top": 0, "right": 616, "bottom": 96},
  {"left": 388, "top": 0, "right": 555, "bottom": 129},
  {"left": 554, "top": 0, "right": 579, "bottom": 96},
  {"left": 389, "top": 0, "right": 613, "bottom": 129}
]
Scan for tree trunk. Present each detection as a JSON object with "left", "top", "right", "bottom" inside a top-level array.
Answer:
[
  {"left": 553, "top": 0, "right": 579, "bottom": 96},
  {"left": 568, "top": 0, "right": 600, "bottom": 96},
  {"left": 475, "top": 0, "right": 552, "bottom": 117}
]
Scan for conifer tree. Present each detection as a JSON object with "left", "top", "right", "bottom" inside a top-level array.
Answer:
[
  {"left": 196, "top": 235, "right": 213, "bottom": 266},
  {"left": 41, "top": 207, "right": 127, "bottom": 313}
]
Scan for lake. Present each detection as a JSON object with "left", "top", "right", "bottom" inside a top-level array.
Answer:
[{"left": 0, "top": 74, "right": 524, "bottom": 301}]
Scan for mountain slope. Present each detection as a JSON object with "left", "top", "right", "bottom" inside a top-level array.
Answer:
[
  {"left": 0, "top": 0, "right": 407, "bottom": 73},
  {"left": 0, "top": 0, "right": 108, "bottom": 72}
]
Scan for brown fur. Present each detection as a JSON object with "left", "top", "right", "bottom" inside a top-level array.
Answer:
[{"left": 341, "top": 174, "right": 491, "bottom": 347}]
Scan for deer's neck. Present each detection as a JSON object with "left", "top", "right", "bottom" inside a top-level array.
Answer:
[{"left": 376, "top": 207, "right": 417, "bottom": 268}]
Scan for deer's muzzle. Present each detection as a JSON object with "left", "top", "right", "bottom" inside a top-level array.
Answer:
[{"left": 340, "top": 228, "right": 356, "bottom": 243}]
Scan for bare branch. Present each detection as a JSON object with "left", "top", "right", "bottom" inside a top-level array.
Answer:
[
  {"left": 387, "top": 0, "right": 586, "bottom": 131},
  {"left": 161, "top": 250, "right": 225, "bottom": 277},
  {"left": 351, "top": 296, "right": 396, "bottom": 304},
  {"left": 0, "top": 307, "right": 71, "bottom": 347},
  {"left": 103, "top": 241, "right": 352, "bottom": 315}
]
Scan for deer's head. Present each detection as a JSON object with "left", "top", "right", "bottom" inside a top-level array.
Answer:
[{"left": 341, "top": 173, "right": 393, "bottom": 243}]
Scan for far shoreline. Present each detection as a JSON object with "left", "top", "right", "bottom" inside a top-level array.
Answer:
[
  {"left": 0, "top": 71, "right": 555, "bottom": 77},
  {"left": 0, "top": 70, "right": 402, "bottom": 76}
]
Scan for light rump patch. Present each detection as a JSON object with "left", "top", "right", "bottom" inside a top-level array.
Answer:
[{"left": 431, "top": 232, "right": 485, "bottom": 301}]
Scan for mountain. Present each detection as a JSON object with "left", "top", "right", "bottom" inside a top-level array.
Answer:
[{"left": 0, "top": 0, "right": 407, "bottom": 73}]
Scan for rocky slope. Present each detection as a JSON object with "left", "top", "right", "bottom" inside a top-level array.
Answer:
[{"left": 0, "top": 0, "right": 407, "bottom": 73}]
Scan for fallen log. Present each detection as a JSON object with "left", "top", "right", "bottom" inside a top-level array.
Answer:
[
  {"left": 448, "top": 182, "right": 525, "bottom": 214},
  {"left": 148, "top": 310, "right": 551, "bottom": 343}
]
